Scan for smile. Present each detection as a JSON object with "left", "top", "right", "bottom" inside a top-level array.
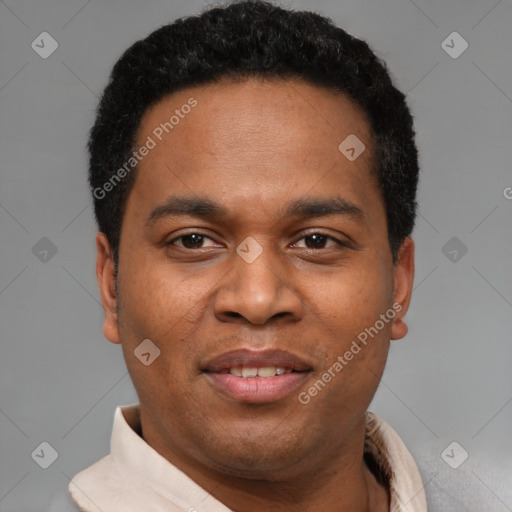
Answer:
[
  {"left": 201, "top": 349, "right": 312, "bottom": 403},
  {"left": 222, "top": 366, "right": 294, "bottom": 377}
]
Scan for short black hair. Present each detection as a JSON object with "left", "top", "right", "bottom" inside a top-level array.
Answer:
[{"left": 89, "top": 0, "right": 419, "bottom": 267}]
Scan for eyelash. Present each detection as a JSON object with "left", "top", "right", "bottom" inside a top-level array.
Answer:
[{"left": 166, "top": 231, "right": 349, "bottom": 250}]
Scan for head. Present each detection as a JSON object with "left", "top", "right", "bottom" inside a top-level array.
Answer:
[{"left": 92, "top": 0, "right": 417, "bottom": 484}]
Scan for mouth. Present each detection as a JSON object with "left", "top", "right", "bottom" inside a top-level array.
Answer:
[
  {"left": 201, "top": 349, "right": 312, "bottom": 403},
  {"left": 219, "top": 366, "right": 296, "bottom": 377}
]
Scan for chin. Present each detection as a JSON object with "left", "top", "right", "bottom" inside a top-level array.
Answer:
[{"left": 197, "top": 429, "right": 313, "bottom": 480}]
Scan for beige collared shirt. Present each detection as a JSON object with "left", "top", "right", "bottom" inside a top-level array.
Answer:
[{"left": 55, "top": 404, "right": 427, "bottom": 511}]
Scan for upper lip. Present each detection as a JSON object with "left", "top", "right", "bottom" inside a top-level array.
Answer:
[{"left": 202, "top": 348, "right": 313, "bottom": 372}]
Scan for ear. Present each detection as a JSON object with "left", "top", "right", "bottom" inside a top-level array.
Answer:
[
  {"left": 95, "top": 232, "right": 121, "bottom": 344},
  {"left": 390, "top": 236, "right": 415, "bottom": 341}
]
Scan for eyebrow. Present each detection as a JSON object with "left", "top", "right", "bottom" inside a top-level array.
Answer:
[{"left": 145, "top": 194, "right": 365, "bottom": 227}]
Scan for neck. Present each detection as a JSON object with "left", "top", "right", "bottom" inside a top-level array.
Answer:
[
  {"left": 194, "top": 458, "right": 389, "bottom": 512},
  {"left": 140, "top": 414, "right": 389, "bottom": 512}
]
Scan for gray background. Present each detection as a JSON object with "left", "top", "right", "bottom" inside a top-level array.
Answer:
[{"left": 1, "top": 0, "right": 511, "bottom": 510}]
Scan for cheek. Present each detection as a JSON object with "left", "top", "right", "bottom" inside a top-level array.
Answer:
[
  {"left": 116, "top": 263, "right": 202, "bottom": 412},
  {"left": 306, "top": 261, "right": 393, "bottom": 397},
  {"left": 118, "top": 254, "right": 197, "bottom": 335},
  {"left": 311, "top": 262, "right": 393, "bottom": 338},
  {"left": 116, "top": 253, "right": 220, "bottom": 385}
]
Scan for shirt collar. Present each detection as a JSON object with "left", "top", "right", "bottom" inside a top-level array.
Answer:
[
  {"left": 364, "top": 411, "right": 428, "bottom": 511},
  {"left": 69, "top": 404, "right": 427, "bottom": 512}
]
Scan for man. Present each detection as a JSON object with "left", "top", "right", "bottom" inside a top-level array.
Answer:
[{"left": 57, "top": 0, "right": 427, "bottom": 510}]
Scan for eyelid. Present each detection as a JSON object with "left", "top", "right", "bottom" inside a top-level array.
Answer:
[
  {"left": 295, "top": 229, "right": 351, "bottom": 247},
  {"left": 166, "top": 229, "right": 350, "bottom": 249},
  {"left": 167, "top": 230, "right": 220, "bottom": 248}
]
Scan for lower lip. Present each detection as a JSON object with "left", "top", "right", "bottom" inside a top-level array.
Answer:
[{"left": 204, "top": 372, "right": 309, "bottom": 403}]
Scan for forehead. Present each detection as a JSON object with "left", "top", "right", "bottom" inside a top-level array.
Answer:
[
  {"left": 136, "top": 76, "right": 373, "bottom": 158},
  {"left": 127, "top": 77, "right": 381, "bottom": 226}
]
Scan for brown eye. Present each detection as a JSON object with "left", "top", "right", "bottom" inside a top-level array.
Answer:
[
  {"left": 292, "top": 232, "right": 346, "bottom": 250},
  {"left": 167, "top": 233, "right": 218, "bottom": 249}
]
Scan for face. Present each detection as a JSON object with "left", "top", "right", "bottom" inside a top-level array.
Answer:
[{"left": 96, "top": 77, "right": 414, "bottom": 481}]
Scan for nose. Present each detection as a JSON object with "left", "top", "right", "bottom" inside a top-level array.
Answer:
[{"left": 213, "top": 242, "right": 304, "bottom": 326}]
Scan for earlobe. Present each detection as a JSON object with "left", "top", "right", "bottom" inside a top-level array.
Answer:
[
  {"left": 95, "top": 232, "right": 121, "bottom": 344},
  {"left": 391, "top": 314, "right": 409, "bottom": 340},
  {"left": 390, "top": 237, "right": 415, "bottom": 341}
]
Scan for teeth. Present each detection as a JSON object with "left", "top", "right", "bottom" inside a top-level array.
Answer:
[
  {"left": 257, "top": 366, "right": 276, "bottom": 377},
  {"left": 241, "top": 367, "right": 258, "bottom": 378},
  {"left": 229, "top": 366, "right": 292, "bottom": 378}
]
